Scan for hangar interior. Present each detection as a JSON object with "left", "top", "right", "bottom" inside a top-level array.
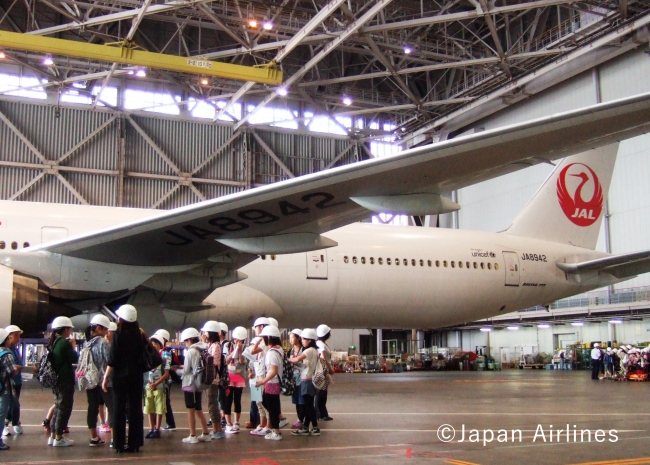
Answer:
[{"left": 1, "top": 0, "right": 650, "bottom": 367}]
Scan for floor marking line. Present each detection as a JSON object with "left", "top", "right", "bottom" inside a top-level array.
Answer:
[
  {"left": 446, "top": 460, "right": 483, "bottom": 465},
  {"left": 566, "top": 457, "right": 650, "bottom": 465}
]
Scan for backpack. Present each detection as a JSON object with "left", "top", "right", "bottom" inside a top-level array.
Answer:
[
  {"left": 75, "top": 339, "right": 100, "bottom": 391},
  {"left": 0, "top": 350, "right": 11, "bottom": 395},
  {"left": 197, "top": 347, "right": 216, "bottom": 390},
  {"left": 218, "top": 352, "right": 230, "bottom": 390},
  {"left": 276, "top": 350, "right": 295, "bottom": 396},
  {"left": 37, "top": 339, "right": 60, "bottom": 390}
]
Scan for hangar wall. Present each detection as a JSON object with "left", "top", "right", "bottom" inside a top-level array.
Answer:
[{"left": 450, "top": 49, "right": 650, "bottom": 290}]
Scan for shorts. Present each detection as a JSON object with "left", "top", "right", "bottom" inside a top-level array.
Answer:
[
  {"left": 184, "top": 391, "right": 203, "bottom": 410},
  {"left": 143, "top": 389, "right": 166, "bottom": 415}
]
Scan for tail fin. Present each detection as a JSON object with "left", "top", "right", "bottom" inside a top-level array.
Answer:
[{"left": 505, "top": 143, "right": 618, "bottom": 249}]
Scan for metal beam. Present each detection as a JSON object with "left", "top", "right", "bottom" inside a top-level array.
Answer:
[
  {"left": 151, "top": 184, "right": 181, "bottom": 209},
  {"left": 477, "top": 0, "right": 512, "bottom": 78},
  {"left": 251, "top": 131, "right": 294, "bottom": 179},
  {"left": 57, "top": 116, "right": 117, "bottom": 164},
  {"left": 198, "top": 4, "right": 250, "bottom": 50},
  {"left": 325, "top": 143, "right": 355, "bottom": 169},
  {"left": 56, "top": 173, "right": 89, "bottom": 205},
  {"left": 126, "top": 116, "right": 181, "bottom": 175},
  {"left": 8, "top": 172, "right": 45, "bottom": 200},
  {"left": 191, "top": 131, "right": 241, "bottom": 175},
  {"left": 0, "top": 109, "right": 48, "bottom": 164},
  {"left": 234, "top": 0, "right": 395, "bottom": 131}
]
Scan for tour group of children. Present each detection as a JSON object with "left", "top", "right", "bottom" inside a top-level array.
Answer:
[{"left": 0, "top": 308, "right": 334, "bottom": 450}]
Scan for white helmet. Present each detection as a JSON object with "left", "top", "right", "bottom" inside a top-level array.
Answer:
[
  {"left": 316, "top": 324, "right": 331, "bottom": 338},
  {"left": 253, "top": 317, "right": 270, "bottom": 327},
  {"left": 220, "top": 322, "right": 229, "bottom": 333},
  {"left": 301, "top": 328, "right": 317, "bottom": 340},
  {"left": 261, "top": 326, "right": 280, "bottom": 337},
  {"left": 116, "top": 304, "right": 137, "bottom": 323},
  {"left": 0, "top": 328, "right": 8, "bottom": 346},
  {"left": 232, "top": 326, "right": 248, "bottom": 341},
  {"left": 150, "top": 335, "right": 165, "bottom": 346},
  {"left": 90, "top": 315, "right": 111, "bottom": 329},
  {"left": 290, "top": 328, "right": 302, "bottom": 337},
  {"left": 51, "top": 316, "right": 74, "bottom": 330},
  {"left": 594, "top": 343, "right": 600, "bottom": 348},
  {"left": 108, "top": 322, "right": 117, "bottom": 332},
  {"left": 154, "top": 329, "right": 170, "bottom": 342},
  {"left": 4, "top": 325, "right": 22, "bottom": 335},
  {"left": 201, "top": 321, "right": 222, "bottom": 333},
  {"left": 180, "top": 328, "right": 200, "bottom": 342},
  {"left": 267, "top": 317, "right": 279, "bottom": 328}
]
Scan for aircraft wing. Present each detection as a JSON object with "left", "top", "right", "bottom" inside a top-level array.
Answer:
[
  {"left": 557, "top": 250, "right": 650, "bottom": 280},
  {"left": 28, "top": 91, "right": 650, "bottom": 267}
]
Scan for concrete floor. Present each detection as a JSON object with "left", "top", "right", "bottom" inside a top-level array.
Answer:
[{"left": 2, "top": 370, "right": 649, "bottom": 465}]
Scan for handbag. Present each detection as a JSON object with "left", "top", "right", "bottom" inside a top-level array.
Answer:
[
  {"left": 312, "top": 352, "right": 326, "bottom": 390},
  {"left": 141, "top": 333, "right": 163, "bottom": 373}
]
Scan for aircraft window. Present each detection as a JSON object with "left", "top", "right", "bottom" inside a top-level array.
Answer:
[
  {"left": 473, "top": 262, "right": 477, "bottom": 269},
  {"left": 387, "top": 258, "right": 391, "bottom": 265},
  {"left": 23, "top": 242, "right": 29, "bottom": 248},
  {"left": 451, "top": 261, "right": 455, "bottom": 268},
  {"left": 378, "top": 258, "right": 383, "bottom": 265},
  {"left": 370, "top": 257, "right": 375, "bottom": 265},
  {"left": 495, "top": 263, "right": 500, "bottom": 270},
  {"left": 271, "top": 255, "right": 276, "bottom": 260},
  {"left": 410, "top": 259, "right": 415, "bottom": 266},
  {"left": 403, "top": 259, "right": 408, "bottom": 266},
  {"left": 480, "top": 262, "right": 485, "bottom": 269},
  {"left": 395, "top": 259, "right": 400, "bottom": 266},
  {"left": 487, "top": 263, "right": 492, "bottom": 270},
  {"left": 427, "top": 260, "right": 431, "bottom": 267},
  {"left": 435, "top": 260, "right": 440, "bottom": 267},
  {"left": 466, "top": 262, "right": 470, "bottom": 269},
  {"left": 11, "top": 242, "right": 17, "bottom": 250},
  {"left": 260, "top": 255, "right": 266, "bottom": 260},
  {"left": 458, "top": 261, "right": 463, "bottom": 269},
  {"left": 361, "top": 257, "right": 366, "bottom": 264},
  {"left": 320, "top": 255, "right": 324, "bottom": 262},
  {"left": 443, "top": 260, "right": 448, "bottom": 267},
  {"left": 0, "top": 242, "right": 4, "bottom": 250},
  {"left": 344, "top": 256, "right": 349, "bottom": 264},
  {"left": 352, "top": 256, "right": 358, "bottom": 264}
]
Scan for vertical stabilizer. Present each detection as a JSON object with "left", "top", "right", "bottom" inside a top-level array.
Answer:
[{"left": 505, "top": 144, "right": 618, "bottom": 249}]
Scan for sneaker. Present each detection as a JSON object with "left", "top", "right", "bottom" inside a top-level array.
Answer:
[
  {"left": 0, "top": 442, "right": 9, "bottom": 451},
  {"left": 47, "top": 437, "right": 54, "bottom": 446},
  {"left": 151, "top": 430, "right": 161, "bottom": 439},
  {"left": 53, "top": 437, "right": 74, "bottom": 447},
  {"left": 162, "top": 425, "right": 176, "bottom": 431},
  {"left": 109, "top": 440, "right": 114, "bottom": 448},
  {"left": 264, "top": 431, "right": 282, "bottom": 441},
  {"left": 206, "top": 420, "right": 212, "bottom": 427},
  {"left": 182, "top": 435, "right": 198, "bottom": 444},
  {"left": 225, "top": 425, "right": 239, "bottom": 434},
  {"left": 310, "top": 427, "right": 321, "bottom": 436},
  {"left": 210, "top": 431, "right": 225, "bottom": 440},
  {"left": 291, "top": 427, "right": 310, "bottom": 436},
  {"left": 291, "top": 420, "right": 303, "bottom": 429},
  {"left": 231, "top": 424, "right": 240, "bottom": 432},
  {"left": 250, "top": 427, "right": 266, "bottom": 436},
  {"left": 320, "top": 416, "right": 333, "bottom": 421},
  {"left": 221, "top": 419, "right": 227, "bottom": 428},
  {"left": 278, "top": 418, "right": 288, "bottom": 428},
  {"left": 98, "top": 423, "right": 111, "bottom": 433},
  {"left": 2, "top": 427, "right": 10, "bottom": 437},
  {"left": 89, "top": 437, "right": 105, "bottom": 447},
  {"left": 145, "top": 430, "right": 155, "bottom": 439},
  {"left": 13, "top": 425, "right": 23, "bottom": 435},
  {"left": 197, "top": 434, "right": 211, "bottom": 442}
]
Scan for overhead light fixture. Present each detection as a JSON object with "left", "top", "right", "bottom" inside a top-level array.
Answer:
[
  {"left": 262, "top": 21, "right": 273, "bottom": 30},
  {"left": 248, "top": 19, "right": 258, "bottom": 28},
  {"left": 571, "top": 321, "right": 584, "bottom": 327},
  {"left": 0, "top": 51, "right": 5, "bottom": 59},
  {"left": 537, "top": 323, "right": 551, "bottom": 329},
  {"left": 403, "top": 45, "right": 412, "bottom": 54},
  {"left": 42, "top": 55, "right": 54, "bottom": 66},
  {"left": 479, "top": 326, "right": 492, "bottom": 332},
  {"left": 135, "top": 68, "right": 147, "bottom": 78},
  {"left": 609, "top": 319, "right": 623, "bottom": 324},
  {"left": 200, "top": 77, "right": 209, "bottom": 86},
  {"left": 41, "top": 78, "right": 49, "bottom": 84},
  {"left": 507, "top": 325, "right": 519, "bottom": 331},
  {"left": 342, "top": 96, "right": 353, "bottom": 106},
  {"left": 276, "top": 87, "right": 288, "bottom": 96},
  {"left": 216, "top": 100, "right": 227, "bottom": 109}
]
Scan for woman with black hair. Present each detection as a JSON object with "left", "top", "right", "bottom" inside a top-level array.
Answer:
[
  {"left": 288, "top": 328, "right": 320, "bottom": 437},
  {"left": 255, "top": 326, "right": 284, "bottom": 441},
  {"left": 84, "top": 314, "right": 113, "bottom": 447},
  {"left": 315, "top": 324, "right": 334, "bottom": 422},
  {"left": 102, "top": 305, "right": 145, "bottom": 453},
  {"left": 47, "top": 316, "right": 78, "bottom": 447}
]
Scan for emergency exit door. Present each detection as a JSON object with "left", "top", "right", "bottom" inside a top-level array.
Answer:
[
  {"left": 306, "top": 251, "right": 328, "bottom": 279},
  {"left": 503, "top": 251, "right": 520, "bottom": 287}
]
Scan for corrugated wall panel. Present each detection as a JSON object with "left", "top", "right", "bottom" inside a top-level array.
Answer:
[
  {"left": 0, "top": 168, "right": 40, "bottom": 199},
  {"left": 63, "top": 172, "right": 117, "bottom": 206},
  {"left": 125, "top": 116, "right": 177, "bottom": 176}
]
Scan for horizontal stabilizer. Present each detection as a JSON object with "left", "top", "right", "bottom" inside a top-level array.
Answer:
[{"left": 556, "top": 250, "right": 650, "bottom": 279}]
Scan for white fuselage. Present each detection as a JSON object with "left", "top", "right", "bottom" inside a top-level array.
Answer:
[{"left": 0, "top": 200, "right": 616, "bottom": 329}]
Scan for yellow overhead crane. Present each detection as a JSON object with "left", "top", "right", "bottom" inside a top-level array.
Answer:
[{"left": 0, "top": 30, "right": 283, "bottom": 85}]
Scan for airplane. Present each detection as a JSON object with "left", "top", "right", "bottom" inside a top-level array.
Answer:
[{"left": 1, "top": 92, "right": 650, "bottom": 334}]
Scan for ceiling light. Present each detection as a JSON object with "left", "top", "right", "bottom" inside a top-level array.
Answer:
[
  {"left": 276, "top": 87, "right": 288, "bottom": 96},
  {"left": 403, "top": 45, "right": 412, "bottom": 54},
  {"left": 0, "top": 51, "right": 5, "bottom": 59},
  {"left": 135, "top": 68, "right": 147, "bottom": 78},
  {"left": 41, "top": 78, "right": 49, "bottom": 84},
  {"left": 248, "top": 19, "right": 258, "bottom": 28},
  {"left": 479, "top": 326, "right": 492, "bottom": 332},
  {"left": 571, "top": 321, "right": 584, "bottom": 327},
  {"left": 342, "top": 96, "right": 353, "bottom": 106},
  {"left": 507, "top": 325, "right": 519, "bottom": 331},
  {"left": 42, "top": 55, "right": 54, "bottom": 66},
  {"left": 216, "top": 100, "right": 227, "bottom": 109},
  {"left": 200, "top": 77, "right": 209, "bottom": 86},
  {"left": 609, "top": 319, "right": 623, "bottom": 324},
  {"left": 262, "top": 21, "right": 273, "bottom": 30},
  {"left": 537, "top": 323, "right": 551, "bottom": 329}
]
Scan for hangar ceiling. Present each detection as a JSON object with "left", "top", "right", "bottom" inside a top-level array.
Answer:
[{"left": 0, "top": 0, "right": 649, "bottom": 144}]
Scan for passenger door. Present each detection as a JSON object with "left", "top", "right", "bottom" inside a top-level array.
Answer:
[
  {"left": 503, "top": 251, "right": 520, "bottom": 287},
  {"left": 306, "top": 251, "right": 328, "bottom": 279}
]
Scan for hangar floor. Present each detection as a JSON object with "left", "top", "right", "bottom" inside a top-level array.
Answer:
[{"left": 2, "top": 370, "right": 648, "bottom": 465}]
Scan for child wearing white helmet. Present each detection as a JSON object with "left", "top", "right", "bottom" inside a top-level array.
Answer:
[
  {"left": 0, "top": 328, "right": 20, "bottom": 451},
  {"left": 200, "top": 321, "right": 224, "bottom": 440},
  {"left": 83, "top": 315, "right": 113, "bottom": 446},
  {"left": 153, "top": 329, "right": 178, "bottom": 432},
  {"left": 244, "top": 317, "right": 269, "bottom": 432},
  {"left": 47, "top": 316, "right": 78, "bottom": 447},
  {"left": 4, "top": 325, "right": 24, "bottom": 437},
  {"left": 315, "top": 324, "right": 334, "bottom": 422},
  {"left": 143, "top": 335, "right": 169, "bottom": 440},
  {"left": 224, "top": 326, "right": 247, "bottom": 434},
  {"left": 288, "top": 328, "right": 320, "bottom": 437},
  {"left": 288, "top": 329, "right": 306, "bottom": 429},
  {"left": 178, "top": 328, "right": 210, "bottom": 444},
  {"left": 255, "top": 325, "right": 284, "bottom": 440}
]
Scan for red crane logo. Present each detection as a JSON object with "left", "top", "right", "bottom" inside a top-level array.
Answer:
[{"left": 556, "top": 163, "right": 603, "bottom": 227}]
